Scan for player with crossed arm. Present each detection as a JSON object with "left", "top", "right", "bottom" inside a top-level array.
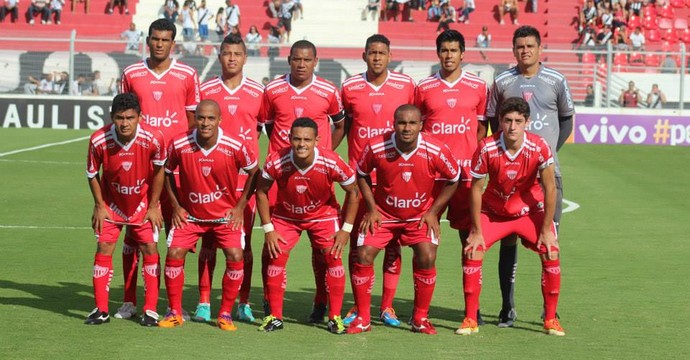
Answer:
[
  {"left": 414, "top": 29, "right": 488, "bottom": 324},
  {"left": 158, "top": 100, "right": 259, "bottom": 330},
  {"left": 458, "top": 97, "right": 564, "bottom": 336},
  {"left": 262, "top": 40, "right": 346, "bottom": 323},
  {"left": 486, "top": 25, "right": 574, "bottom": 328},
  {"left": 85, "top": 93, "right": 166, "bottom": 327},
  {"left": 348, "top": 104, "right": 460, "bottom": 335},
  {"left": 256, "top": 117, "right": 359, "bottom": 333},
  {"left": 340, "top": 34, "right": 416, "bottom": 328},
  {"left": 193, "top": 34, "right": 265, "bottom": 323},
  {"left": 117, "top": 18, "right": 201, "bottom": 321}
]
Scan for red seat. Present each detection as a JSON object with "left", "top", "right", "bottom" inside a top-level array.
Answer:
[
  {"left": 645, "top": 53, "right": 662, "bottom": 66},
  {"left": 614, "top": 52, "right": 629, "bottom": 65},
  {"left": 662, "top": 28, "right": 679, "bottom": 41},
  {"left": 642, "top": 5, "right": 657, "bottom": 17},
  {"left": 678, "top": 28, "right": 690, "bottom": 43},
  {"left": 643, "top": 15, "right": 658, "bottom": 29},
  {"left": 647, "top": 28, "right": 662, "bottom": 41},
  {"left": 628, "top": 15, "right": 641, "bottom": 29},
  {"left": 629, "top": 52, "right": 644, "bottom": 64},
  {"left": 671, "top": 0, "right": 685, "bottom": 8},
  {"left": 661, "top": 40, "right": 678, "bottom": 52},
  {"left": 658, "top": 17, "right": 674, "bottom": 29},
  {"left": 674, "top": 17, "right": 688, "bottom": 29},
  {"left": 659, "top": 5, "right": 675, "bottom": 18},
  {"left": 582, "top": 52, "right": 596, "bottom": 63}
]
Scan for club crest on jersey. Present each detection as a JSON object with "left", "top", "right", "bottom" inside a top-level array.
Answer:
[
  {"left": 296, "top": 185, "right": 308, "bottom": 194},
  {"left": 122, "top": 161, "right": 133, "bottom": 171},
  {"left": 506, "top": 170, "right": 517, "bottom": 180},
  {"left": 522, "top": 91, "right": 534, "bottom": 102},
  {"left": 402, "top": 171, "right": 412, "bottom": 182},
  {"left": 202, "top": 166, "right": 212, "bottom": 177},
  {"left": 153, "top": 91, "right": 163, "bottom": 101},
  {"left": 446, "top": 98, "right": 457, "bottom": 108},
  {"left": 372, "top": 103, "right": 383, "bottom": 114},
  {"left": 228, "top": 105, "right": 238, "bottom": 115},
  {"left": 294, "top": 107, "right": 304, "bottom": 118}
]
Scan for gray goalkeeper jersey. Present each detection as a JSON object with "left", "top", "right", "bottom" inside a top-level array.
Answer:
[{"left": 486, "top": 65, "right": 575, "bottom": 176}]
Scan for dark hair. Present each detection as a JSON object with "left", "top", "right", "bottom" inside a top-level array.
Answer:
[
  {"left": 498, "top": 97, "right": 530, "bottom": 119},
  {"left": 290, "top": 40, "right": 317, "bottom": 58},
  {"left": 148, "top": 18, "right": 177, "bottom": 40},
  {"left": 291, "top": 117, "right": 318, "bottom": 133},
  {"left": 394, "top": 104, "right": 421, "bottom": 121},
  {"left": 111, "top": 93, "right": 141, "bottom": 116},
  {"left": 435, "top": 29, "right": 465, "bottom": 53},
  {"left": 512, "top": 25, "right": 541, "bottom": 47},
  {"left": 220, "top": 34, "right": 246, "bottom": 53},
  {"left": 365, "top": 34, "right": 390, "bottom": 51}
]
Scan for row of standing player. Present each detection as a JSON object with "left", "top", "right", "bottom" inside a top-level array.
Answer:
[{"left": 84, "top": 18, "right": 574, "bottom": 335}]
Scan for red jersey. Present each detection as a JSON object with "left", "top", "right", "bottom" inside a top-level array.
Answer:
[
  {"left": 357, "top": 132, "right": 460, "bottom": 222},
  {"left": 86, "top": 123, "right": 167, "bottom": 224},
  {"left": 165, "top": 128, "right": 258, "bottom": 220},
  {"left": 341, "top": 70, "right": 415, "bottom": 167},
  {"left": 262, "top": 147, "right": 355, "bottom": 222},
  {"left": 415, "top": 71, "right": 487, "bottom": 180},
  {"left": 121, "top": 59, "right": 201, "bottom": 141},
  {"left": 263, "top": 74, "right": 343, "bottom": 152},
  {"left": 470, "top": 131, "right": 554, "bottom": 218}
]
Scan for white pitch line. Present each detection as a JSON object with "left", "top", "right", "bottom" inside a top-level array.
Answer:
[
  {"left": 0, "top": 136, "right": 89, "bottom": 157},
  {"left": 0, "top": 158, "right": 82, "bottom": 165},
  {"left": 562, "top": 199, "right": 581, "bottom": 213},
  {"left": 0, "top": 224, "right": 92, "bottom": 230}
]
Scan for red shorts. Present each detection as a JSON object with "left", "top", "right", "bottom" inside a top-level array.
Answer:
[
  {"left": 357, "top": 221, "right": 438, "bottom": 249},
  {"left": 447, "top": 180, "right": 472, "bottom": 231},
  {"left": 96, "top": 221, "right": 158, "bottom": 244},
  {"left": 480, "top": 211, "right": 558, "bottom": 254},
  {"left": 200, "top": 192, "right": 256, "bottom": 250},
  {"left": 272, "top": 216, "right": 340, "bottom": 252},
  {"left": 167, "top": 222, "right": 245, "bottom": 250}
]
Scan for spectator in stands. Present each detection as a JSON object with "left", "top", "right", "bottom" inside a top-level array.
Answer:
[
  {"left": 611, "top": 2, "right": 627, "bottom": 28},
  {"left": 163, "top": 0, "right": 179, "bottom": 23},
  {"left": 278, "top": 0, "right": 297, "bottom": 43},
  {"left": 646, "top": 83, "right": 666, "bottom": 109},
  {"left": 245, "top": 25, "right": 261, "bottom": 56},
  {"left": 197, "top": 0, "right": 212, "bottom": 42},
  {"left": 628, "top": 0, "right": 642, "bottom": 17},
  {"left": 91, "top": 70, "right": 109, "bottom": 96},
  {"left": 48, "top": 0, "right": 63, "bottom": 24},
  {"left": 579, "top": 0, "right": 596, "bottom": 33},
  {"left": 629, "top": 26, "right": 644, "bottom": 50},
  {"left": 27, "top": 0, "right": 50, "bottom": 25},
  {"left": 596, "top": 24, "right": 613, "bottom": 51},
  {"left": 71, "top": 74, "right": 86, "bottom": 96},
  {"left": 613, "top": 27, "right": 630, "bottom": 50},
  {"left": 267, "top": 25, "right": 281, "bottom": 59},
  {"left": 584, "top": 84, "right": 594, "bottom": 107},
  {"left": 224, "top": 0, "right": 240, "bottom": 35},
  {"left": 0, "top": 0, "right": 20, "bottom": 23},
  {"left": 391, "top": 0, "right": 413, "bottom": 22},
  {"left": 476, "top": 25, "right": 491, "bottom": 60},
  {"left": 362, "top": 0, "right": 380, "bottom": 21},
  {"left": 428, "top": 0, "right": 442, "bottom": 21},
  {"left": 262, "top": 76, "right": 270, "bottom": 86},
  {"left": 458, "top": 0, "right": 475, "bottom": 24},
  {"left": 215, "top": 7, "right": 225, "bottom": 41},
  {"left": 107, "top": 0, "right": 129, "bottom": 14},
  {"left": 24, "top": 73, "right": 56, "bottom": 94},
  {"left": 121, "top": 22, "right": 143, "bottom": 54},
  {"left": 619, "top": 81, "right": 640, "bottom": 107},
  {"left": 580, "top": 25, "right": 597, "bottom": 48},
  {"left": 599, "top": 5, "right": 613, "bottom": 27},
  {"left": 293, "top": 0, "right": 303, "bottom": 20},
  {"left": 436, "top": 1, "right": 456, "bottom": 33},
  {"left": 660, "top": 54, "right": 678, "bottom": 74},
  {"left": 179, "top": 1, "right": 196, "bottom": 42},
  {"left": 530, "top": 0, "right": 538, "bottom": 13},
  {"left": 498, "top": 0, "right": 519, "bottom": 25},
  {"left": 268, "top": 0, "right": 280, "bottom": 18},
  {"left": 54, "top": 71, "right": 69, "bottom": 94}
]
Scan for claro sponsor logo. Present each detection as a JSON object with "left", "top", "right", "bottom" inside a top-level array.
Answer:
[{"left": 385, "top": 192, "right": 427, "bottom": 209}]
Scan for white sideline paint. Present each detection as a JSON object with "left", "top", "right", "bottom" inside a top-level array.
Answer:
[
  {"left": 0, "top": 136, "right": 89, "bottom": 157},
  {"left": 0, "top": 159, "right": 81, "bottom": 165},
  {"left": 562, "top": 199, "right": 581, "bottom": 213},
  {"left": 0, "top": 224, "right": 92, "bottom": 230}
]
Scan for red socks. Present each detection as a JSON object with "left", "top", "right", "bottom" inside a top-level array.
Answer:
[
  {"left": 412, "top": 266, "right": 436, "bottom": 323},
  {"left": 312, "top": 249, "right": 328, "bottom": 306},
  {"left": 381, "top": 244, "right": 401, "bottom": 311},
  {"left": 239, "top": 234, "right": 253, "bottom": 304},
  {"left": 93, "top": 253, "right": 113, "bottom": 312},
  {"left": 197, "top": 239, "right": 216, "bottom": 304},
  {"left": 121, "top": 238, "right": 138, "bottom": 305},
  {"left": 219, "top": 261, "right": 244, "bottom": 315},
  {"left": 164, "top": 258, "right": 185, "bottom": 314},
  {"left": 264, "top": 253, "right": 289, "bottom": 319},
  {"left": 351, "top": 263, "right": 375, "bottom": 323},
  {"left": 541, "top": 259, "right": 561, "bottom": 320},
  {"left": 462, "top": 258, "right": 483, "bottom": 321},
  {"left": 324, "top": 254, "right": 345, "bottom": 318},
  {"left": 141, "top": 254, "right": 160, "bottom": 313}
]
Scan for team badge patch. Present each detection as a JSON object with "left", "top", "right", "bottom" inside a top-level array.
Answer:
[
  {"left": 228, "top": 105, "right": 238, "bottom": 116},
  {"left": 402, "top": 171, "right": 412, "bottom": 182},
  {"left": 372, "top": 103, "right": 383, "bottom": 114},
  {"left": 144, "top": 264, "right": 159, "bottom": 277},
  {"left": 267, "top": 265, "right": 284, "bottom": 277},
  {"left": 506, "top": 170, "right": 517, "bottom": 180},
  {"left": 153, "top": 91, "right": 163, "bottom": 101},
  {"left": 294, "top": 107, "right": 304, "bottom": 118},
  {"left": 122, "top": 161, "right": 133, "bottom": 171},
  {"left": 225, "top": 269, "right": 244, "bottom": 280},
  {"left": 522, "top": 91, "right": 534, "bottom": 102},
  {"left": 165, "top": 266, "right": 183, "bottom": 279},
  {"left": 202, "top": 166, "right": 212, "bottom": 177},
  {"left": 446, "top": 98, "right": 457, "bottom": 108},
  {"left": 296, "top": 185, "right": 307, "bottom": 194},
  {"left": 328, "top": 266, "right": 345, "bottom": 278},
  {"left": 93, "top": 265, "right": 110, "bottom": 278}
]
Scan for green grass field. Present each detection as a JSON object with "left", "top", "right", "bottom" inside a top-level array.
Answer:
[{"left": 1, "top": 128, "right": 689, "bottom": 359}]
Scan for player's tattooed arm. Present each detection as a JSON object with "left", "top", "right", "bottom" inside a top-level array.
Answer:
[
  {"left": 88, "top": 175, "right": 111, "bottom": 233},
  {"left": 464, "top": 177, "right": 487, "bottom": 259}
]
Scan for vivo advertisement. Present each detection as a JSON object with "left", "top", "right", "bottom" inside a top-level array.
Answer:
[{"left": 574, "top": 113, "right": 690, "bottom": 146}]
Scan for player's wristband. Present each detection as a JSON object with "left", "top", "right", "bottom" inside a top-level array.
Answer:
[
  {"left": 262, "top": 223, "right": 275, "bottom": 233},
  {"left": 341, "top": 222, "right": 354, "bottom": 233}
]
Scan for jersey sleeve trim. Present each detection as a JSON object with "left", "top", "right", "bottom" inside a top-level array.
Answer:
[{"left": 339, "top": 175, "right": 356, "bottom": 186}]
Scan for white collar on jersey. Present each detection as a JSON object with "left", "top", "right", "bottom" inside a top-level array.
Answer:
[
  {"left": 219, "top": 75, "right": 246, "bottom": 95},
  {"left": 143, "top": 58, "right": 176, "bottom": 80},
  {"left": 193, "top": 127, "right": 224, "bottom": 157},
  {"left": 499, "top": 132, "right": 527, "bottom": 161},
  {"left": 285, "top": 74, "right": 316, "bottom": 94},
  {"left": 109, "top": 124, "right": 140, "bottom": 151},
  {"left": 435, "top": 70, "right": 467, "bottom": 88},
  {"left": 361, "top": 70, "right": 390, "bottom": 92},
  {"left": 391, "top": 132, "right": 421, "bottom": 161},
  {"left": 290, "top": 146, "right": 320, "bottom": 175}
]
